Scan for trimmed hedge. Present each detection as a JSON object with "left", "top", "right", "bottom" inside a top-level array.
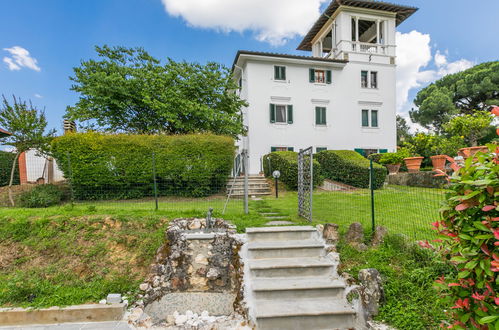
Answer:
[
  {"left": 0, "top": 151, "right": 19, "bottom": 187},
  {"left": 51, "top": 133, "right": 235, "bottom": 199},
  {"left": 19, "top": 184, "right": 64, "bottom": 208},
  {"left": 316, "top": 150, "right": 387, "bottom": 189},
  {"left": 262, "top": 151, "right": 323, "bottom": 190}
]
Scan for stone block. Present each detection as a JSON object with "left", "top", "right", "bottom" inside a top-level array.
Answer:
[{"left": 106, "top": 293, "right": 122, "bottom": 304}]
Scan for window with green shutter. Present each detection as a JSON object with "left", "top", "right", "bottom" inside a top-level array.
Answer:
[
  {"left": 287, "top": 105, "right": 293, "bottom": 124},
  {"left": 315, "top": 107, "right": 326, "bottom": 125},
  {"left": 271, "top": 146, "right": 277, "bottom": 152},
  {"left": 309, "top": 68, "right": 315, "bottom": 83},
  {"left": 287, "top": 147, "right": 294, "bottom": 151},
  {"left": 379, "top": 149, "right": 388, "bottom": 153},
  {"left": 371, "top": 110, "right": 378, "bottom": 127},
  {"left": 326, "top": 70, "right": 332, "bottom": 84},
  {"left": 270, "top": 104, "right": 276, "bottom": 123},
  {"left": 274, "top": 66, "right": 286, "bottom": 80},
  {"left": 361, "top": 109, "right": 369, "bottom": 127},
  {"left": 316, "top": 147, "right": 327, "bottom": 153},
  {"left": 354, "top": 148, "right": 366, "bottom": 156}
]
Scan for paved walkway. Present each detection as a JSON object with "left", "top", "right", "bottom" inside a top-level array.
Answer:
[{"left": 0, "top": 321, "right": 131, "bottom": 330}]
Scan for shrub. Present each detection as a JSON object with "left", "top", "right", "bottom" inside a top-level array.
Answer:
[
  {"left": 367, "top": 153, "right": 383, "bottom": 164},
  {"left": 262, "top": 151, "right": 323, "bottom": 190},
  {"left": 316, "top": 150, "right": 387, "bottom": 189},
  {"left": 379, "top": 149, "right": 411, "bottom": 165},
  {"left": 430, "top": 145, "right": 498, "bottom": 329},
  {"left": 51, "top": 133, "right": 235, "bottom": 199},
  {"left": 19, "top": 184, "right": 63, "bottom": 208},
  {"left": 0, "top": 151, "right": 19, "bottom": 187}
]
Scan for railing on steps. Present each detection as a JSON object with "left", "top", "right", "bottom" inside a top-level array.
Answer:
[{"left": 223, "top": 149, "right": 248, "bottom": 214}]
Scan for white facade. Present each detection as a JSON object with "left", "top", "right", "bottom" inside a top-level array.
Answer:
[{"left": 233, "top": 1, "right": 416, "bottom": 174}]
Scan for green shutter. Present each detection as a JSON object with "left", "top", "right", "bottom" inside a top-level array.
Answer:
[
  {"left": 287, "top": 105, "right": 293, "bottom": 124},
  {"left": 287, "top": 147, "right": 294, "bottom": 151},
  {"left": 309, "top": 68, "right": 315, "bottom": 83},
  {"left": 271, "top": 147, "right": 277, "bottom": 152},
  {"left": 270, "top": 104, "right": 276, "bottom": 123},
  {"left": 371, "top": 110, "right": 378, "bottom": 127},
  {"left": 354, "top": 148, "right": 366, "bottom": 157},
  {"left": 315, "top": 107, "right": 320, "bottom": 125},
  {"left": 274, "top": 66, "right": 279, "bottom": 80},
  {"left": 322, "top": 108, "right": 326, "bottom": 125},
  {"left": 326, "top": 70, "right": 332, "bottom": 84},
  {"left": 281, "top": 66, "right": 286, "bottom": 80},
  {"left": 316, "top": 147, "right": 327, "bottom": 153},
  {"left": 362, "top": 109, "right": 369, "bottom": 127},
  {"left": 379, "top": 149, "right": 388, "bottom": 153}
]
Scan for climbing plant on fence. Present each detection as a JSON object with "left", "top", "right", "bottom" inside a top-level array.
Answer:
[
  {"left": 429, "top": 144, "right": 498, "bottom": 329},
  {"left": 51, "top": 133, "right": 235, "bottom": 199}
]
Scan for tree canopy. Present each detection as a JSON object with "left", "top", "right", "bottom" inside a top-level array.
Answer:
[
  {"left": 410, "top": 61, "right": 499, "bottom": 132},
  {"left": 65, "top": 45, "right": 247, "bottom": 137}
]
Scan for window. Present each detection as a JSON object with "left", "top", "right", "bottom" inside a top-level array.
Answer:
[
  {"left": 362, "top": 109, "right": 379, "bottom": 128},
  {"left": 371, "top": 110, "right": 378, "bottom": 127},
  {"left": 315, "top": 107, "right": 327, "bottom": 125},
  {"left": 269, "top": 104, "right": 293, "bottom": 124},
  {"left": 271, "top": 146, "right": 294, "bottom": 152},
  {"left": 361, "top": 70, "right": 378, "bottom": 88},
  {"left": 316, "top": 147, "right": 327, "bottom": 153},
  {"left": 361, "top": 71, "right": 368, "bottom": 88},
  {"left": 309, "top": 69, "right": 332, "bottom": 84},
  {"left": 274, "top": 66, "right": 286, "bottom": 81},
  {"left": 362, "top": 109, "right": 369, "bottom": 127},
  {"left": 370, "top": 71, "right": 378, "bottom": 88}
]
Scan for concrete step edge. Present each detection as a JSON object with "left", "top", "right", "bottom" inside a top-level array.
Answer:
[{"left": 246, "top": 226, "right": 316, "bottom": 234}]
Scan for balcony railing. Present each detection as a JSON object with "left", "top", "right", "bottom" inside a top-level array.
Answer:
[{"left": 351, "top": 41, "right": 387, "bottom": 54}]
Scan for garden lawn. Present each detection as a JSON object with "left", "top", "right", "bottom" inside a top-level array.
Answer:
[{"left": 260, "top": 185, "right": 445, "bottom": 240}]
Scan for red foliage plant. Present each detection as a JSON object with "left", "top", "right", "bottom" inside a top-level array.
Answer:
[{"left": 424, "top": 107, "right": 499, "bottom": 329}]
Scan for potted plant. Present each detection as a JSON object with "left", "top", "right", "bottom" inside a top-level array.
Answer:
[
  {"left": 379, "top": 152, "right": 405, "bottom": 174},
  {"left": 458, "top": 146, "right": 489, "bottom": 159},
  {"left": 403, "top": 149, "right": 424, "bottom": 172},
  {"left": 430, "top": 154, "right": 447, "bottom": 172}
]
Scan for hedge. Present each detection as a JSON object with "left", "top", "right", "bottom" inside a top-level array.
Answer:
[
  {"left": 316, "top": 150, "right": 387, "bottom": 189},
  {"left": 0, "top": 151, "right": 19, "bottom": 187},
  {"left": 51, "top": 133, "right": 235, "bottom": 199},
  {"left": 262, "top": 151, "right": 323, "bottom": 190}
]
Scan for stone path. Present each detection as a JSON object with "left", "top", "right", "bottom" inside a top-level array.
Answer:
[
  {"left": 244, "top": 226, "right": 358, "bottom": 330},
  {"left": 251, "top": 199, "right": 294, "bottom": 226}
]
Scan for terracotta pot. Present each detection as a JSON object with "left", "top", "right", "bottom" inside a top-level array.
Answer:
[
  {"left": 458, "top": 146, "right": 489, "bottom": 159},
  {"left": 403, "top": 157, "right": 424, "bottom": 172},
  {"left": 385, "top": 164, "right": 401, "bottom": 175},
  {"left": 430, "top": 155, "right": 447, "bottom": 172}
]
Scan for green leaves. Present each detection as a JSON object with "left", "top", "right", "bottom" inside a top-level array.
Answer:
[{"left": 66, "top": 45, "right": 246, "bottom": 137}]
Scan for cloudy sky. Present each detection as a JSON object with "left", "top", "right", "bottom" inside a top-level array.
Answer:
[{"left": 0, "top": 0, "right": 497, "bottom": 133}]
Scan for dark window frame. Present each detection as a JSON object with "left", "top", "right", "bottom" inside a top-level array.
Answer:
[{"left": 274, "top": 65, "right": 286, "bottom": 81}]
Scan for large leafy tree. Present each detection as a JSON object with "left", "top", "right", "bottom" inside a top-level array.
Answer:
[
  {"left": 66, "top": 45, "right": 247, "bottom": 137},
  {"left": 0, "top": 96, "right": 55, "bottom": 205},
  {"left": 411, "top": 61, "right": 499, "bottom": 132},
  {"left": 442, "top": 110, "right": 494, "bottom": 147}
]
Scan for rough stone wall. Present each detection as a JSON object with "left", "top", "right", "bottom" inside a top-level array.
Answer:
[
  {"left": 137, "top": 218, "right": 243, "bottom": 321},
  {"left": 387, "top": 171, "right": 449, "bottom": 188}
]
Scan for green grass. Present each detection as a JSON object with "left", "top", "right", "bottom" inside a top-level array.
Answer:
[
  {"left": 0, "top": 184, "right": 444, "bottom": 308},
  {"left": 338, "top": 234, "right": 454, "bottom": 329}
]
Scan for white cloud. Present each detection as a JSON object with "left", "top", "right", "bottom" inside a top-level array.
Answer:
[
  {"left": 3, "top": 46, "right": 41, "bottom": 72},
  {"left": 34, "top": 93, "right": 43, "bottom": 98},
  {"left": 395, "top": 31, "right": 474, "bottom": 120},
  {"left": 160, "top": 0, "right": 328, "bottom": 45}
]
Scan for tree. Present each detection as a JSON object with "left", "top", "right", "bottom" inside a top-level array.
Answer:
[
  {"left": 442, "top": 110, "right": 494, "bottom": 147},
  {"left": 65, "top": 45, "right": 247, "bottom": 137},
  {"left": 0, "top": 96, "right": 55, "bottom": 205},
  {"left": 411, "top": 61, "right": 499, "bottom": 132},
  {"left": 396, "top": 115, "right": 412, "bottom": 146}
]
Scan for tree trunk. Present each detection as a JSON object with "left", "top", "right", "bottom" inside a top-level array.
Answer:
[{"left": 8, "top": 152, "right": 20, "bottom": 207}]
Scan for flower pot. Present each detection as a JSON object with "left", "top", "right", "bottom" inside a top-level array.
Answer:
[
  {"left": 458, "top": 146, "right": 489, "bottom": 159},
  {"left": 403, "top": 157, "right": 424, "bottom": 172},
  {"left": 385, "top": 164, "right": 401, "bottom": 175},
  {"left": 430, "top": 155, "right": 447, "bottom": 172}
]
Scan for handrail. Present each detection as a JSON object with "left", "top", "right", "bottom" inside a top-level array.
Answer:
[{"left": 223, "top": 152, "right": 244, "bottom": 214}]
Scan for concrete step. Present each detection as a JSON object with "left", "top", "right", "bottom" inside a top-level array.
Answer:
[
  {"left": 246, "top": 226, "right": 317, "bottom": 242},
  {"left": 248, "top": 240, "right": 324, "bottom": 259},
  {"left": 249, "top": 257, "right": 333, "bottom": 277},
  {"left": 252, "top": 277, "right": 345, "bottom": 300},
  {"left": 230, "top": 192, "right": 271, "bottom": 197},
  {"left": 227, "top": 184, "right": 270, "bottom": 189},
  {"left": 228, "top": 188, "right": 270, "bottom": 194},
  {"left": 255, "top": 299, "right": 356, "bottom": 330}
]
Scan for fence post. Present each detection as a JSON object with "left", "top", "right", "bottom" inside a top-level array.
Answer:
[
  {"left": 66, "top": 152, "right": 74, "bottom": 206},
  {"left": 152, "top": 152, "right": 158, "bottom": 211},
  {"left": 243, "top": 149, "right": 249, "bottom": 215},
  {"left": 370, "top": 159, "right": 375, "bottom": 234}
]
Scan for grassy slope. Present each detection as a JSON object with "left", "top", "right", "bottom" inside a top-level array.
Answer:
[
  {"left": 0, "top": 185, "right": 444, "bottom": 310},
  {"left": 338, "top": 235, "right": 454, "bottom": 330}
]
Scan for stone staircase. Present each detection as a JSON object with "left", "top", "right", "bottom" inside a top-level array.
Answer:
[
  {"left": 227, "top": 175, "right": 271, "bottom": 197},
  {"left": 244, "top": 226, "right": 358, "bottom": 330}
]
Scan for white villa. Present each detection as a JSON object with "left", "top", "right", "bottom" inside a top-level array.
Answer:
[{"left": 232, "top": 0, "right": 417, "bottom": 174}]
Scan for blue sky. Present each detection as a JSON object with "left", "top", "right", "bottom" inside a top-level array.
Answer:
[{"left": 0, "top": 0, "right": 498, "bottom": 134}]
